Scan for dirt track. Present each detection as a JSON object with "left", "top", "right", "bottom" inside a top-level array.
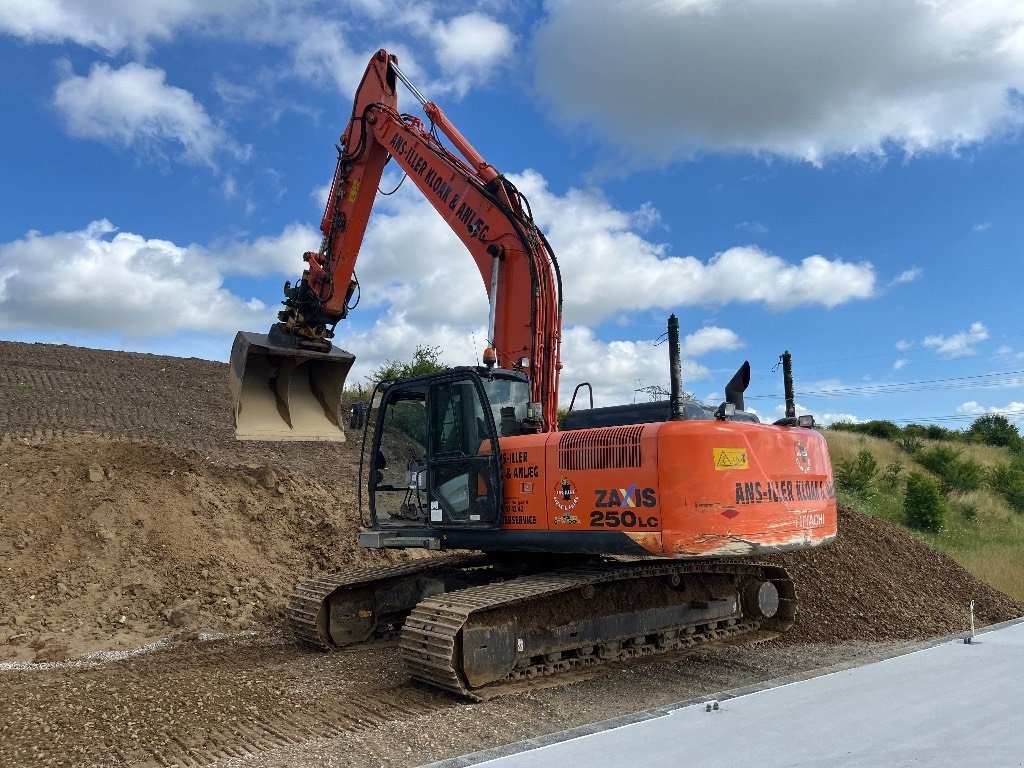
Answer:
[{"left": 1, "top": 339, "right": 1022, "bottom": 767}]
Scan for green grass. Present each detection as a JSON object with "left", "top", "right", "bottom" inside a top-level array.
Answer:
[{"left": 824, "top": 431, "right": 1024, "bottom": 601}]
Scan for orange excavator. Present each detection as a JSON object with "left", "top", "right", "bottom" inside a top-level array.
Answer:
[{"left": 230, "top": 49, "right": 837, "bottom": 699}]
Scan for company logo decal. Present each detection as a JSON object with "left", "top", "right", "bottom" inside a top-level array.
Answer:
[
  {"left": 594, "top": 484, "right": 657, "bottom": 508},
  {"left": 713, "top": 448, "right": 749, "bottom": 470},
  {"left": 553, "top": 476, "right": 580, "bottom": 511},
  {"left": 795, "top": 441, "right": 811, "bottom": 474}
]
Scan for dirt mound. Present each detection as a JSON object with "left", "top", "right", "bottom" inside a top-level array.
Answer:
[
  {"left": 0, "top": 435, "right": 409, "bottom": 663},
  {"left": 0, "top": 340, "right": 1021, "bottom": 666},
  {"left": 0, "top": 338, "right": 359, "bottom": 473},
  {"left": 774, "top": 505, "right": 1022, "bottom": 643}
]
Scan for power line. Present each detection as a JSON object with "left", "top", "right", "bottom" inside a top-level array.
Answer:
[{"left": 744, "top": 369, "right": 1024, "bottom": 399}]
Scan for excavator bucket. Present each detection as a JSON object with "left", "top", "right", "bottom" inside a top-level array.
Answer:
[{"left": 229, "top": 331, "right": 355, "bottom": 441}]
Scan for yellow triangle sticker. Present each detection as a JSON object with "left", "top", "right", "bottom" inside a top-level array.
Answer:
[{"left": 713, "top": 448, "right": 748, "bottom": 470}]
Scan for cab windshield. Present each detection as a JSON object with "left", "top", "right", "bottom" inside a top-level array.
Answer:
[{"left": 481, "top": 375, "right": 530, "bottom": 436}]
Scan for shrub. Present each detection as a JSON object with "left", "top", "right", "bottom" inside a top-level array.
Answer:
[
  {"left": 916, "top": 444, "right": 984, "bottom": 493},
  {"left": 905, "top": 471, "right": 946, "bottom": 532},
  {"left": 895, "top": 435, "right": 923, "bottom": 455},
  {"left": 988, "top": 464, "right": 1024, "bottom": 514},
  {"left": 925, "top": 424, "right": 960, "bottom": 441},
  {"left": 967, "top": 414, "right": 1024, "bottom": 452},
  {"left": 861, "top": 420, "right": 903, "bottom": 440},
  {"left": 953, "top": 500, "right": 979, "bottom": 521},
  {"left": 829, "top": 421, "right": 858, "bottom": 433},
  {"left": 882, "top": 461, "right": 903, "bottom": 490},
  {"left": 835, "top": 450, "right": 878, "bottom": 497}
]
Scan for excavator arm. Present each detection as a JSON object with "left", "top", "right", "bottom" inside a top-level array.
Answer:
[{"left": 231, "top": 49, "right": 562, "bottom": 440}]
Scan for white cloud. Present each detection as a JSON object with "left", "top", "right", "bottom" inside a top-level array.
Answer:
[
  {"left": 819, "top": 412, "right": 862, "bottom": 427},
  {"left": 0, "top": 0, "right": 216, "bottom": 53},
  {"left": 957, "top": 400, "right": 1024, "bottom": 427},
  {"left": 893, "top": 358, "right": 909, "bottom": 370},
  {"left": 428, "top": 12, "right": 514, "bottom": 97},
  {"left": 340, "top": 170, "right": 874, "bottom": 337},
  {"left": 631, "top": 202, "right": 662, "bottom": 231},
  {"left": 212, "top": 223, "right": 321, "bottom": 276},
  {"left": 558, "top": 326, "right": 712, "bottom": 408},
  {"left": 923, "top": 321, "right": 989, "bottom": 357},
  {"left": 514, "top": 171, "right": 875, "bottom": 323},
  {"left": 974, "top": 222, "right": 992, "bottom": 232},
  {"left": 0, "top": 220, "right": 270, "bottom": 336},
  {"left": 891, "top": 268, "right": 923, "bottom": 285},
  {"left": 683, "top": 326, "right": 741, "bottom": 357},
  {"left": 53, "top": 62, "right": 244, "bottom": 167},
  {"left": 2, "top": 2, "right": 511, "bottom": 105},
  {"left": 895, "top": 339, "right": 912, "bottom": 352},
  {"left": 533, "top": 0, "right": 1024, "bottom": 163},
  {"left": 736, "top": 220, "right": 769, "bottom": 235}
]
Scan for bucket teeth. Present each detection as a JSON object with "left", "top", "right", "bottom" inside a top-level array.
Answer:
[{"left": 229, "top": 331, "right": 355, "bottom": 441}]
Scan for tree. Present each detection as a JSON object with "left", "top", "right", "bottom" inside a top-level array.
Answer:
[
  {"left": 904, "top": 471, "right": 946, "bottom": 532},
  {"left": 344, "top": 344, "right": 448, "bottom": 408},
  {"left": 370, "top": 344, "right": 446, "bottom": 385},
  {"left": 967, "top": 414, "right": 1023, "bottom": 451}
]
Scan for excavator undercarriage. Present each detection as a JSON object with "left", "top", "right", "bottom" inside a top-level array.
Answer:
[{"left": 286, "top": 557, "right": 795, "bottom": 700}]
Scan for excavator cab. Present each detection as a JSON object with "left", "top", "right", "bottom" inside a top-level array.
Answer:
[
  {"left": 367, "top": 368, "right": 509, "bottom": 532},
  {"left": 229, "top": 331, "right": 355, "bottom": 441}
]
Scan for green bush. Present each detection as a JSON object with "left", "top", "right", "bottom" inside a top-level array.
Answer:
[
  {"left": 916, "top": 444, "right": 984, "bottom": 493},
  {"left": 925, "top": 424, "right": 960, "bottom": 441},
  {"left": 862, "top": 420, "right": 903, "bottom": 440},
  {"left": 895, "top": 435, "right": 923, "bottom": 454},
  {"left": 835, "top": 450, "right": 878, "bottom": 497},
  {"left": 967, "top": 414, "right": 1023, "bottom": 451},
  {"left": 988, "top": 464, "right": 1024, "bottom": 514},
  {"left": 828, "top": 421, "right": 858, "bottom": 433},
  {"left": 882, "top": 461, "right": 903, "bottom": 490},
  {"left": 905, "top": 471, "right": 946, "bottom": 532},
  {"left": 952, "top": 499, "right": 978, "bottom": 521}
]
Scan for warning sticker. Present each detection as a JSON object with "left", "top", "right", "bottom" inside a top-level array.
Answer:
[{"left": 713, "top": 448, "right": 749, "bottom": 470}]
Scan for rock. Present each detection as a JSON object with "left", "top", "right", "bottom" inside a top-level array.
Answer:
[
  {"left": 259, "top": 466, "right": 278, "bottom": 490},
  {"left": 167, "top": 601, "right": 198, "bottom": 628},
  {"left": 87, "top": 465, "right": 105, "bottom": 482},
  {"left": 13, "top": 615, "right": 28, "bottom": 627},
  {"left": 34, "top": 639, "right": 71, "bottom": 663}
]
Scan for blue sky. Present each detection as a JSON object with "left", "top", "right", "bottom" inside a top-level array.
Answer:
[{"left": 2, "top": 0, "right": 1024, "bottom": 428}]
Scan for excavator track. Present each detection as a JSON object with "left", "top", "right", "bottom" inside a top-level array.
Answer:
[
  {"left": 285, "top": 555, "right": 491, "bottom": 649},
  {"left": 400, "top": 561, "right": 795, "bottom": 700}
]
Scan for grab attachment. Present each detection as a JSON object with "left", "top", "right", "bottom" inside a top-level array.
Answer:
[{"left": 229, "top": 331, "right": 355, "bottom": 441}]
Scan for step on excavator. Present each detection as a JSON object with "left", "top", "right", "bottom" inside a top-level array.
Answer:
[{"left": 229, "top": 49, "right": 837, "bottom": 699}]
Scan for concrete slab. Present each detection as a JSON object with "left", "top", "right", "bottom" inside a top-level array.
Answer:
[{"left": 431, "top": 618, "right": 1024, "bottom": 768}]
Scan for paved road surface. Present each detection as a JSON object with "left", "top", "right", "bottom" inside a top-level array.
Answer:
[{"left": 436, "top": 618, "right": 1024, "bottom": 768}]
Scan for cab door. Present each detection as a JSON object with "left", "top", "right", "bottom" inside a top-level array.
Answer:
[{"left": 425, "top": 372, "right": 503, "bottom": 529}]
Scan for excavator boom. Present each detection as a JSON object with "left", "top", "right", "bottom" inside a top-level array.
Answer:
[{"left": 230, "top": 49, "right": 561, "bottom": 440}]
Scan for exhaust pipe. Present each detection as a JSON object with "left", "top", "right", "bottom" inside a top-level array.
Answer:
[
  {"left": 781, "top": 350, "right": 796, "bottom": 419},
  {"left": 724, "top": 361, "right": 751, "bottom": 412},
  {"left": 229, "top": 331, "right": 355, "bottom": 441},
  {"left": 668, "top": 314, "right": 684, "bottom": 421}
]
